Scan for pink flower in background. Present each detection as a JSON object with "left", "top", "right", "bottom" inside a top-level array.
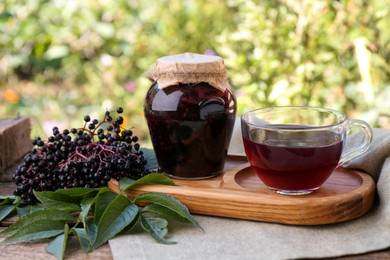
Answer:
[
  {"left": 204, "top": 49, "right": 216, "bottom": 56},
  {"left": 43, "top": 120, "right": 64, "bottom": 137},
  {"left": 235, "top": 89, "right": 245, "bottom": 97},
  {"left": 125, "top": 81, "right": 138, "bottom": 93}
]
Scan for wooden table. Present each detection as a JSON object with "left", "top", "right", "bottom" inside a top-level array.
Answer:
[
  {"left": 0, "top": 182, "right": 113, "bottom": 260},
  {"left": 0, "top": 179, "right": 389, "bottom": 260}
]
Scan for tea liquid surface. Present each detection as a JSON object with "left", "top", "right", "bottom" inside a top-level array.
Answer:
[{"left": 243, "top": 128, "right": 343, "bottom": 191}]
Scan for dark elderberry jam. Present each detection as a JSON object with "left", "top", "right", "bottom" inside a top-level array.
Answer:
[{"left": 144, "top": 82, "right": 236, "bottom": 179}]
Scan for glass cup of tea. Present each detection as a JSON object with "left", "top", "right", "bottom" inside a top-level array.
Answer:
[{"left": 241, "top": 106, "right": 373, "bottom": 195}]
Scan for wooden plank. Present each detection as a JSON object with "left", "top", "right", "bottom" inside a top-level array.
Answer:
[
  {"left": 0, "top": 182, "right": 15, "bottom": 196},
  {"left": 0, "top": 234, "right": 113, "bottom": 260},
  {"left": 0, "top": 182, "right": 113, "bottom": 259},
  {"left": 0, "top": 117, "right": 32, "bottom": 181}
]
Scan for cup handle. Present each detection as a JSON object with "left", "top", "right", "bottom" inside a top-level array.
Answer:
[{"left": 338, "top": 119, "right": 373, "bottom": 167}]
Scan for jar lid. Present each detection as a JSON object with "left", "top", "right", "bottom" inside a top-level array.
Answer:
[{"left": 144, "top": 52, "right": 229, "bottom": 92}]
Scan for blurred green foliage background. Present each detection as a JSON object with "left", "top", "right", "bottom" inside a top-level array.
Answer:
[{"left": 0, "top": 0, "right": 389, "bottom": 143}]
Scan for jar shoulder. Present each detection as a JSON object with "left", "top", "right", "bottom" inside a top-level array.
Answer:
[{"left": 144, "top": 82, "right": 236, "bottom": 113}]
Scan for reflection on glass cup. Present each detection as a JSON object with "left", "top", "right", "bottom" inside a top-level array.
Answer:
[{"left": 241, "top": 106, "right": 373, "bottom": 195}]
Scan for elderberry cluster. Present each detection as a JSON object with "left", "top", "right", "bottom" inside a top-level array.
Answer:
[{"left": 12, "top": 107, "right": 159, "bottom": 204}]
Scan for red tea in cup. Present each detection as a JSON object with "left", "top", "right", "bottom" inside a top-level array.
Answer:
[{"left": 241, "top": 107, "right": 372, "bottom": 195}]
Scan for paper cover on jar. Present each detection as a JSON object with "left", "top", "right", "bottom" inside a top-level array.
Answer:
[{"left": 144, "top": 52, "right": 230, "bottom": 92}]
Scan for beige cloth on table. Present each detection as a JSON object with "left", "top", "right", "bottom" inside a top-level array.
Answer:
[{"left": 109, "top": 127, "right": 390, "bottom": 260}]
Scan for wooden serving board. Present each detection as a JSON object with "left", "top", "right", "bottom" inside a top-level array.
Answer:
[{"left": 108, "top": 157, "right": 376, "bottom": 225}]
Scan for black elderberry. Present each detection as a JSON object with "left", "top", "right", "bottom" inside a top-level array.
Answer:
[
  {"left": 52, "top": 126, "right": 59, "bottom": 133},
  {"left": 116, "top": 116, "right": 124, "bottom": 125},
  {"left": 13, "top": 107, "right": 152, "bottom": 204},
  {"left": 116, "top": 107, "right": 123, "bottom": 113}
]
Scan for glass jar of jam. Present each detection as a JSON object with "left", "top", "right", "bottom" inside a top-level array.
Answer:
[{"left": 144, "top": 53, "right": 237, "bottom": 179}]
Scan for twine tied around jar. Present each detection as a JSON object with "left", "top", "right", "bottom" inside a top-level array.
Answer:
[{"left": 144, "top": 52, "right": 230, "bottom": 92}]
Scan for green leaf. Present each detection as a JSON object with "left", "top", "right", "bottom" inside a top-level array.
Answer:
[
  {"left": 140, "top": 216, "right": 176, "bottom": 244},
  {"left": 118, "top": 212, "right": 141, "bottom": 235},
  {"left": 0, "top": 196, "right": 16, "bottom": 205},
  {"left": 80, "top": 196, "right": 95, "bottom": 221},
  {"left": 0, "top": 220, "right": 65, "bottom": 245},
  {"left": 74, "top": 228, "right": 92, "bottom": 254},
  {"left": 80, "top": 197, "right": 96, "bottom": 217},
  {"left": 0, "top": 11, "right": 12, "bottom": 22},
  {"left": 94, "top": 191, "right": 118, "bottom": 224},
  {"left": 0, "top": 195, "right": 15, "bottom": 200},
  {"left": 44, "top": 45, "right": 69, "bottom": 60},
  {"left": 118, "top": 177, "right": 135, "bottom": 191},
  {"left": 33, "top": 190, "right": 80, "bottom": 212},
  {"left": 16, "top": 203, "right": 45, "bottom": 218},
  {"left": 55, "top": 188, "right": 98, "bottom": 198},
  {"left": 13, "top": 196, "right": 22, "bottom": 206},
  {"left": 142, "top": 204, "right": 192, "bottom": 224},
  {"left": 80, "top": 187, "right": 111, "bottom": 225},
  {"left": 134, "top": 192, "right": 201, "bottom": 229},
  {"left": 95, "top": 22, "right": 115, "bottom": 38},
  {"left": 46, "top": 224, "right": 69, "bottom": 260},
  {"left": 119, "top": 173, "right": 176, "bottom": 192},
  {"left": 93, "top": 194, "right": 139, "bottom": 249},
  {"left": 86, "top": 220, "right": 98, "bottom": 246},
  {"left": 0, "top": 205, "right": 15, "bottom": 222},
  {"left": 0, "top": 208, "right": 75, "bottom": 238}
]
